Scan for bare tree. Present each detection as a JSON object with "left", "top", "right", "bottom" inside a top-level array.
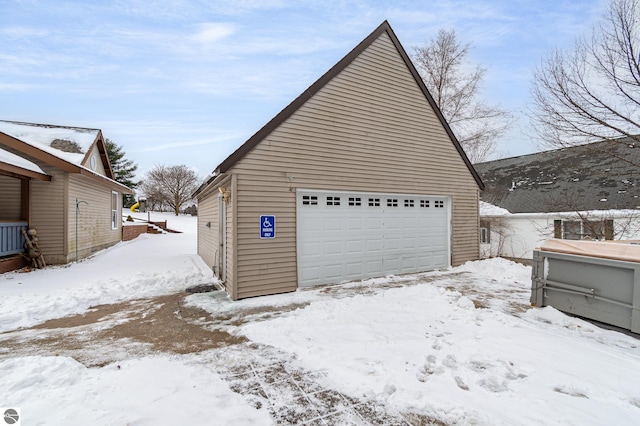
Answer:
[
  {"left": 140, "top": 165, "right": 200, "bottom": 216},
  {"left": 413, "top": 29, "right": 511, "bottom": 163},
  {"left": 480, "top": 216, "right": 516, "bottom": 258},
  {"left": 530, "top": 0, "right": 640, "bottom": 153}
]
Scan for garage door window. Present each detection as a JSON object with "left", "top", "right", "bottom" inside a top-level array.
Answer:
[
  {"left": 435, "top": 200, "right": 444, "bottom": 208},
  {"left": 302, "top": 195, "right": 318, "bottom": 205},
  {"left": 368, "top": 198, "right": 380, "bottom": 207},
  {"left": 420, "top": 200, "right": 429, "bottom": 208},
  {"left": 327, "top": 196, "right": 341, "bottom": 206},
  {"left": 386, "top": 198, "right": 398, "bottom": 207},
  {"left": 348, "top": 197, "right": 362, "bottom": 206},
  {"left": 404, "top": 199, "right": 415, "bottom": 207}
]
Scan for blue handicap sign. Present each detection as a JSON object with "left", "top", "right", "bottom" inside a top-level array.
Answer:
[{"left": 260, "top": 215, "right": 276, "bottom": 239}]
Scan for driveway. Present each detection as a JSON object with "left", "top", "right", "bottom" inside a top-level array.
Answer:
[{"left": 0, "top": 281, "right": 449, "bottom": 425}]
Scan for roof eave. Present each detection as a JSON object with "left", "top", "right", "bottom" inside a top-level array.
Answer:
[
  {"left": 78, "top": 168, "right": 134, "bottom": 194},
  {"left": 0, "top": 131, "right": 80, "bottom": 173},
  {"left": 0, "top": 161, "right": 52, "bottom": 181}
]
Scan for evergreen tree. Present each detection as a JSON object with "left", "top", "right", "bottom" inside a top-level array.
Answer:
[{"left": 105, "top": 139, "right": 139, "bottom": 207}]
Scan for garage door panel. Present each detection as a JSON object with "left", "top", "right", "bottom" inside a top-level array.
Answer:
[
  {"left": 417, "top": 254, "right": 432, "bottom": 269},
  {"left": 325, "top": 264, "right": 343, "bottom": 279},
  {"left": 384, "top": 257, "right": 401, "bottom": 270},
  {"left": 347, "top": 240, "right": 363, "bottom": 254},
  {"left": 366, "top": 260, "right": 383, "bottom": 274},
  {"left": 366, "top": 217, "right": 383, "bottom": 230},
  {"left": 325, "top": 217, "right": 343, "bottom": 231},
  {"left": 325, "top": 240, "right": 344, "bottom": 254},
  {"left": 298, "top": 191, "right": 450, "bottom": 287},
  {"left": 347, "top": 218, "right": 363, "bottom": 230},
  {"left": 302, "top": 266, "right": 321, "bottom": 281},
  {"left": 366, "top": 239, "right": 383, "bottom": 252},
  {"left": 385, "top": 217, "right": 401, "bottom": 229},
  {"left": 301, "top": 241, "right": 321, "bottom": 256},
  {"left": 384, "top": 237, "right": 401, "bottom": 251},
  {"left": 416, "top": 234, "right": 430, "bottom": 244},
  {"left": 346, "top": 262, "right": 363, "bottom": 276}
]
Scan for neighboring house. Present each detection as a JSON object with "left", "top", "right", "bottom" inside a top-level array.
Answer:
[
  {"left": 0, "top": 120, "right": 133, "bottom": 271},
  {"left": 194, "top": 21, "right": 484, "bottom": 300},
  {"left": 476, "top": 139, "right": 640, "bottom": 261}
]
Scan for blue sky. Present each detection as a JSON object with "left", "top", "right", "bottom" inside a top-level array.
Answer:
[{"left": 0, "top": 0, "right": 607, "bottom": 179}]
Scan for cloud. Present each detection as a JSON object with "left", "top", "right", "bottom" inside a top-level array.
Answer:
[
  {"left": 133, "top": 133, "right": 244, "bottom": 153},
  {"left": 0, "top": 26, "right": 49, "bottom": 38},
  {"left": 191, "top": 22, "right": 237, "bottom": 44}
]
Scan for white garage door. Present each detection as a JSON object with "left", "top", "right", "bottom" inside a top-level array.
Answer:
[{"left": 297, "top": 190, "right": 450, "bottom": 287}]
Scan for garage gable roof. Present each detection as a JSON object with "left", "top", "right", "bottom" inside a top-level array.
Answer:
[{"left": 196, "top": 20, "right": 484, "bottom": 196}]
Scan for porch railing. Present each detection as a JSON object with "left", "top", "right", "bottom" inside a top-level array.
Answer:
[{"left": 0, "top": 221, "right": 28, "bottom": 257}]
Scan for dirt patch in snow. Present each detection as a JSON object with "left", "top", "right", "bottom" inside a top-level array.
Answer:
[{"left": 0, "top": 293, "right": 246, "bottom": 366}]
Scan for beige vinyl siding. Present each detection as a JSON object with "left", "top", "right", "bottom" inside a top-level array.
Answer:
[
  {"left": 197, "top": 190, "right": 218, "bottom": 272},
  {"left": 0, "top": 175, "right": 21, "bottom": 220},
  {"left": 30, "top": 167, "right": 66, "bottom": 263},
  {"left": 67, "top": 174, "right": 121, "bottom": 261},
  {"left": 82, "top": 144, "right": 107, "bottom": 176},
  {"left": 228, "top": 32, "right": 480, "bottom": 299}
]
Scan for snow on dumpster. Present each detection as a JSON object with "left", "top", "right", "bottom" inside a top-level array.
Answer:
[{"left": 531, "top": 239, "right": 640, "bottom": 334}]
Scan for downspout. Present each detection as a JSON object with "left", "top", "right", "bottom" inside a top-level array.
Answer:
[{"left": 218, "top": 191, "right": 226, "bottom": 282}]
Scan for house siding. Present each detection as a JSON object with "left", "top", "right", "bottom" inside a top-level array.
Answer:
[
  {"left": 0, "top": 175, "right": 21, "bottom": 220},
  {"left": 225, "top": 33, "right": 479, "bottom": 299},
  {"left": 30, "top": 166, "right": 66, "bottom": 263},
  {"left": 82, "top": 144, "right": 107, "bottom": 176},
  {"left": 67, "top": 174, "right": 121, "bottom": 262},
  {"left": 197, "top": 189, "right": 218, "bottom": 272}
]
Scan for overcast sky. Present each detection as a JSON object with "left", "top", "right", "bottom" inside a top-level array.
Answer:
[{"left": 0, "top": 0, "right": 607, "bottom": 180}]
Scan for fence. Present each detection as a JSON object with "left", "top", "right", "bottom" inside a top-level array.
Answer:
[{"left": 0, "top": 221, "right": 28, "bottom": 257}]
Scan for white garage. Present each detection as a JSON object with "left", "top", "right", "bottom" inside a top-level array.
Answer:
[{"left": 297, "top": 190, "right": 450, "bottom": 287}]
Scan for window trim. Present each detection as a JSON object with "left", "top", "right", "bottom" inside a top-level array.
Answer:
[
  {"left": 111, "top": 191, "right": 119, "bottom": 230},
  {"left": 555, "top": 218, "right": 614, "bottom": 241},
  {"left": 480, "top": 220, "right": 490, "bottom": 244}
]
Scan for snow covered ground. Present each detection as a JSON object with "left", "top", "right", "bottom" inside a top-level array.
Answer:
[
  {"left": 1, "top": 212, "right": 639, "bottom": 425},
  {"left": 0, "top": 211, "right": 210, "bottom": 332}
]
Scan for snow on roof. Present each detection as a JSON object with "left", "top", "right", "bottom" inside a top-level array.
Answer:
[
  {"left": 0, "top": 120, "right": 99, "bottom": 166},
  {"left": 0, "top": 146, "right": 47, "bottom": 175},
  {"left": 480, "top": 201, "right": 511, "bottom": 216}
]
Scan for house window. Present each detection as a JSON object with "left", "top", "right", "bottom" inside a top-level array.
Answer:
[
  {"left": 480, "top": 221, "right": 490, "bottom": 244},
  {"left": 111, "top": 191, "right": 118, "bottom": 230},
  {"left": 554, "top": 219, "right": 614, "bottom": 240},
  {"left": 563, "top": 220, "right": 582, "bottom": 240}
]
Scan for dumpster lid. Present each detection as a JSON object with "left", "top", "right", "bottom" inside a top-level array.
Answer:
[{"left": 538, "top": 239, "right": 640, "bottom": 263}]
